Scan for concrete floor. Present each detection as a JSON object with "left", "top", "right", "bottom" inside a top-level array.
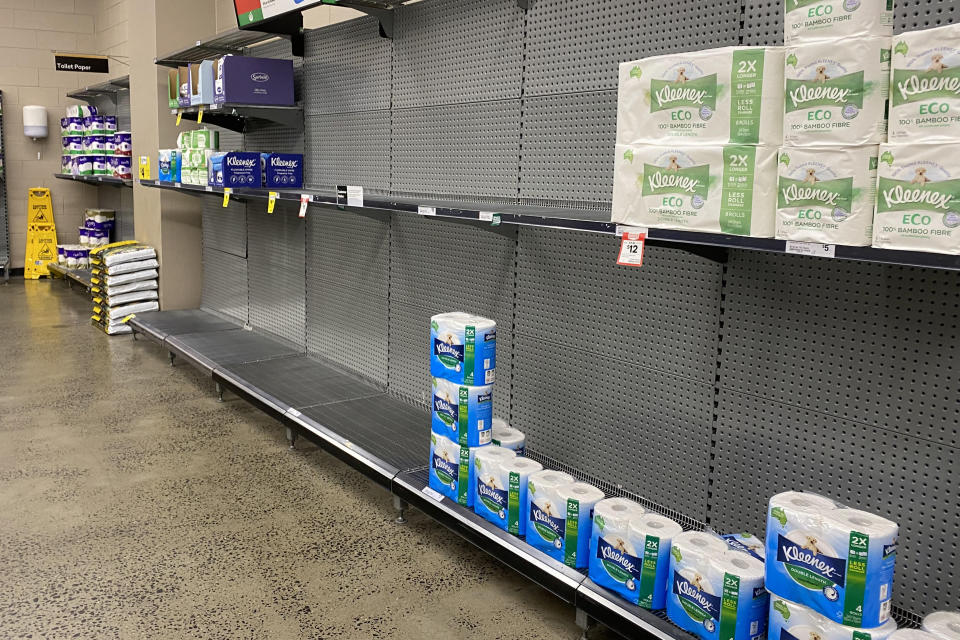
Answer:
[{"left": 0, "top": 280, "right": 614, "bottom": 640}]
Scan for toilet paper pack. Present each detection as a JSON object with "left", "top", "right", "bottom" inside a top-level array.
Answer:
[
  {"left": 430, "top": 312, "right": 497, "bottom": 385},
  {"left": 612, "top": 144, "right": 778, "bottom": 237},
  {"left": 776, "top": 146, "right": 878, "bottom": 246},
  {"left": 501, "top": 458, "right": 542, "bottom": 536},
  {"left": 667, "top": 533, "right": 769, "bottom": 640},
  {"left": 873, "top": 143, "right": 960, "bottom": 255},
  {"left": 889, "top": 24, "right": 960, "bottom": 143},
  {"left": 723, "top": 532, "right": 766, "bottom": 561},
  {"left": 766, "top": 491, "right": 898, "bottom": 628},
  {"left": 429, "top": 432, "right": 477, "bottom": 507},
  {"left": 525, "top": 471, "right": 576, "bottom": 561},
  {"left": 491, "top": 418, "right": 525, "bottom": 456},
  {"left": 588, "top": 498, "right": 648, "bottom": 602},
  {"left": 784, "top": 0, "right": 892, "bottom": 45},
  {"left": 431, "top": 377, "right": 493, "bottom": 447},
  {"left": 769, "top": 597, "right": 898, "bottom": 640},
  {"left": 924, "top": 612, "right": 960, "bottom": 640},
  {"left": 626, "top": 513, "right": 683, "bottom": 609},
  {"left": 472, "top": 445, "right": 517, "bottom": 529},
  {"left": 617, "top": 47, "right": 785, "bottom": 146},
  {"left": 784, "top": 38, "right": 891, "bottom": 146}
]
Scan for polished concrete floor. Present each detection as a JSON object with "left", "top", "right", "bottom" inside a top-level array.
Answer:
[{"left": 0, "top": 280, "right": 614, "bottom": 639}]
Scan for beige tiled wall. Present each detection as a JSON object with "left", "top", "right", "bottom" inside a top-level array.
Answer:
[{"left": 3, "top": 0, "right": 130, "bottom": 269}]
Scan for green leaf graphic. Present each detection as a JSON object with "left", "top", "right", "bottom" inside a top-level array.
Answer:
[
  {"left": 894, "top": 40, "right": 908, "bottom": 56},
  {"left": 771, "top": 506, "right": 787, "bottom": 526},
  {"left": 786, "top": 53, "right": 798, "bottom": 68},
  {"left": 774, "top": 600, "right": 791, "bottom": 621},
  {"left": 779, "top": 153, "right": 790, "bottom": 166},
  {"left": 595, "top": 515, "right": 605, "bottom": 531},
  {"left": 475, "top": 458, "right": 482, "bottom": 470},
  {"left": 630, "top": 66, "right": 642, "bottom": 79},
  {"left": 671, "top": 546, "right": 682, "bottom": 563},
  {"left": 881, "top": 151, "right": 895, "bottom": 166},
  {"left": 431, "top": 320, "right": 438, "bottom": 330},
  {"left": 528, "top": 481, "right": 535, "bottom": 494},
  {"left": 623, "top": 149, "right": 634, "bottom": 163},
  {"left": 431, "top": 433, "right": 436, "bottom": 445}
]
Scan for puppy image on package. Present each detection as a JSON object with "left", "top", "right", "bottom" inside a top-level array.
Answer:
[{"left": 889, "top": 24, "right": 960, "bottom": 143}]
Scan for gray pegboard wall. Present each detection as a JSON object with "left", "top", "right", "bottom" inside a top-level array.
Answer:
[
  {"left": 304, "top": 111, "right": 391, "bottom": 193},
  {"left": 202, "top": 194, "right": 246, "bottom": 258},
  {"left": 96, "top": 184, "right": 135, "bottom": 242},
  {"left": 895, "top": 0, "right": 960, "bottom": 31},
  {"left": 740, "top": 0, "right": 783, "bottom": 46},
  {"left": 246, "top": 202, "right": 306, "bottom": 348},
  {"left": 305, "top": 205, "right": 390, "bottom": 384},
  {"left": 201, "top": 246, "right": 248, "bottom": 324}
]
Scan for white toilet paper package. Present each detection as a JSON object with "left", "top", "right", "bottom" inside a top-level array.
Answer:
[
  {"left": 776, "top": 146, "right": 878, "bottom": 246},
  {"left": 430, "top": 312, "right": 496, "bottom": 385},
  {"left": 889, "top": 24, "right": 960, "bottom": 143},
  {"left": 102, "top": 269, "right": 158, "bottom": 287},
  {"left": 612, "top": 143, "right": 778, "bottom": 237},
  {"left": 499, "top": 458, "right": 543, "bottom": 536},
  {"left": 722, "top": 532, "right": 765, "bottom": 560},
  {"left": 769, "top": 597, "right": 898, "bottom": 640},
  {"left": 667, "top": 532, "right": 769, "bottom": 640},
  {"left": 784, "top": 0, "right": 892, "bottom": 45},
  {"left": 105, "top": 258, "right": 160, "bottom": 276},
  {"left": 526, "top": 471, "right": 600, "bottom": 566},
  {"left": 472, "top": 446, "right": 518, "bottom": 530},
  {"left": 873, "top": 143, "right": 960, "bottom": 255},
  {"left": 104, "top": 290, "right": 159, "bottom": 307},
  {"left": 428, "top": 432, "right": 479, "bottom": 507},
  {"left": 491, "top": 418, "right": 525, "bottom": 456},
  {"left": 784, "top": 38, "right": 891, "bottom": 146},
  {"left": 105, "top": 300, "right": 160, "bottom": 321},
  {"left": 765, "top": 491, "right": 898, "bottom": 628},
  {"left": 617, "top": 46, "right": 785, "bottom": 146},
  {"left": 588, "top": 498, "right": 648, "bottom": 602},
  {"left": 431, "top": 377, "right": 493, "bottom": 447},
  {"left": 101, "top": 245, "right": 157, "bottom": 267},
  {"left": 923, "top": 612, "right": 960, "bottom": 640},
  {"left": 104, "top": 279, "right": 158, "bottom": 297}
]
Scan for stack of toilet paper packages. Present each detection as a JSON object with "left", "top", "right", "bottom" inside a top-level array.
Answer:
[
  {"left": 56, "top": 245, "right": 90, "bottom": 269},
  {"left": 60, "top": 104, "right": 129, "bottom": 178},
  {"left": 524, "top": 470, "right": 605, "bottom": 569},
  {"left": 776, "top": 0, "right": 890, "bottom": 247},
  {"left": 666, "top": 530, "right": 769, "bottom": 640},
  {"left": 90, "top": 244, "right": 159, "bottom": 335},
  {"left": 876, "top": 23, "right": 960, "bottom": 254},
  {"left": 78, "top": 209, "right": 115, "bottom": 247},
  {"left": 171, "top": 129, "right": 219, "bottom": 186},
  {"left": 766, "top": 491, "right": 899, "bottom": 636},
  {"left": 613, "top": 46, "right": 784, "bottom": 237}
]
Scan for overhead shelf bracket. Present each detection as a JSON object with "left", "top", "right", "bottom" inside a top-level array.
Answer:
[
  {"left": 354, "top": 7, "right": 394, "bottom": 38},
  {"left": 516, "top": 0, "right": 529, "bottom": 9}
]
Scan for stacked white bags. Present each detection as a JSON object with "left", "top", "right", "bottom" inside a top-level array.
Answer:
[
  {"left": 776, "top": 0, "right": 892, "bottom": 247},
  {"left": 90, "top": 243, "right": 159, "bottom": 335}
]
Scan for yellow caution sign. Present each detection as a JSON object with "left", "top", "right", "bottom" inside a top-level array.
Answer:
[{"left": 24, "top": 187, "right": 58, "bottom": 279}]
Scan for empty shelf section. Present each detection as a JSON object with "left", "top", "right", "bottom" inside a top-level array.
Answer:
[
  {"left": 167, "top": 329, "right": 301, "bottom": 377},
  {"left": 129, "top": 309, "right": 241, "bottom": 343}
]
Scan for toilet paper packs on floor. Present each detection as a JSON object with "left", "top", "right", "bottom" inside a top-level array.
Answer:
[
  {"left": 889, "top": 24, "right": 960, "bottom": 144},
  {"left": 430, "top": 312, "right": 497, "bottom": 385},
  {"left": 784, "top": 37, "right": 891, "bottom": 146},
  {"left": 431, "top": 377, "right": 493, "bottom": 447},
  {"left": 668, "top": 532, "right": 768, "bottom": 640},
  {"left": 612, "top": 143, "right": 778, "bottom": 237},
  {"left": 428, "top": 433, "right": 480, "bottom": 507},
  {"left": 873, "top": 143, "right": 960, "bottom": 255},
  {"left": 472, "top": 445, "right": 517, "bottom": 529},
  {"left": 924, "top": 613, "right": 960, "bottom": 640},
  {"left": 617, "top": 47, "right": 785, "bottom": 146},
  {"left": 776, "top": 145, "right": 878, "bottom": 246},
  {"left": 526, "top": 473, "right": 604, "bottom": 568},
  {"left": 766, "top": 491, "right": 898, "bottom": 628},
  {"left": 491, "top": 418, "right": 525, "bottom": 456},
  {"left": 770, "top": 597, "right": 898, "bottom": 640},
  {"left": 784, "top": 0, "right": 892, "bottom": 46},
  {"left": 588, "top": 498, "right": 648, "bottom": 603}
]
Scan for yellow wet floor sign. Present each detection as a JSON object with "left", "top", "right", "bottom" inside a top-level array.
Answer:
[{"left": 24, "top": 187, "right": 58, "bottom": 279}]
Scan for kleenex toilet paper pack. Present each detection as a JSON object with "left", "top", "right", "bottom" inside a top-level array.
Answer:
[
  {"left": 429, "top": 433, "right": 476, "bottom": 507},
  {"left": 618, "top": 47, "right": 785, "bottom": 146},
  {"left": 769, "top": 597, "right": 898, "bottom": 640},
  {"left": 667, "top": 532, "right": 769, "bottom": 640},
  {"left": 776, "top": 146, "right": 878, "bottom": 246},
  {"left": 588, "top": 498, "right": 648, "bottom": 603},
  {"left": 627, "top": 513, "right": 684, "bottom": 609},
  {"left": 612, "top": 144, "right": 778, "bottom": 237},
  {"left": 430, "top": 312, "right": 497, "bottom": 385},
  {"left": 472, "top": 446, "right": 517, "bottom": 529},
  {"left": 889, "top": 24, "right": 960, "bottom": 143},
  {"left": 873, "top": 143, "right": 960, "bottom": 255},
  {"left": 765, "top": 491, "right": 898, "bottom": 628},
  {"left": 784, "top": 0, "right": 892, "bottom": 45},
  {"left": 501, "top": 458, "right": 542, "bottom": 536},
  {"left": 491, "top": 418, "right": 525, "bottom": 456},
  {"left": 923, "top": 612, "right": 960, "bottom": 640},
  {"left": 431, "top": 377, "right": 493, "bottom": 447}
]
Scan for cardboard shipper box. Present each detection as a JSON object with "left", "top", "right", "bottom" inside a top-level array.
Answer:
[{"left": 214, "top": 55, "right": 295, "bottom": 106}]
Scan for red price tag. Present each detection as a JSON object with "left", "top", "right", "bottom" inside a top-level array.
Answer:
[
  {"left": 299, "top": 194, "right": 312, "bottom": 218},
  {"left": 617, "top": 231, "right": 646, "bottom": 267}
]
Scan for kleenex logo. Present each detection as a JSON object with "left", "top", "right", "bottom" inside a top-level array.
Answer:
[
  {"left": 777, "top": 534, "right": 846, "bottom": 588},
  {"left": 250, "top": 72, "right": 270, "bottom": 82},
  {"left": 271, "top": 156, "right": 299, "bottom": 168},
  {"left": 478, "top": 481, "right": 506, "bottom": 508},
  {"left": 599, "top": 540, "right": 638, "bottom": 576},
  {"left": 227, "top": 156, "right": 257, "bottom": 168}
]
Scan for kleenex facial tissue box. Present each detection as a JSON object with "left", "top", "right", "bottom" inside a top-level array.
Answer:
[
  {"left": 217, "top": 151, "right": 261, "bottom": 188},
  {"left": 214, "top": 55, "right": 295, "bottom": 106},
  {"left": 260, "top": 153, "right": 303, "bottom": 189}
]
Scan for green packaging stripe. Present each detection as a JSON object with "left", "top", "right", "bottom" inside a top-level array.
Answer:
[
  {"left": 464, "top": 325, "right": 476, "bottom": 384},
  {"left": 508, "top": 472, "right": 520, "bottom": 535},
  {"left": 564, "top": 499, "right": 579, "bottom": 568},
  {"left": 457, "top": 447, "right": 470, "bottom": 506},
  {"left": 637, "top": 535, "right": 661, "bottom": 609},
  {"left": 650, "top": 74, "right": 718, "bottom": 112},
  {"left": 719, "top": 145, "right": 758, "bottom": 236},
  {"left": 719, "top": 572, "right": 741, "bottom": 640},
  {"left": 876, "top": 177, "right": 960, "bottom": 214},
  {"left": 843, "top": 531, "right": 869, "bottom": 626},
  {"left": 786, "top": 71, "right": 865, "bottom": 113},
  {"left": 730, "top": 49, "right": 766, "bottom": 144},
  {"left": 457, "top": 387, "right": 469, "bottom": 446},
  {"left": 642, "top": 163, "right": 710, "bottom": 199},
  {"left": 778, "top": 176, "right": 854, "bottom": 211}
]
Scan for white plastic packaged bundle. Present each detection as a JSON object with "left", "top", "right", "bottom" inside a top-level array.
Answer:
[
  {"left": 106, "top": 290, "right": 159, "bottom": 307},
  {"left": 889, "top": 24, "right": 960, "bottom": 143},
  {"left": 105, "top": 259, "right": 160, "bottom": 276},
  {"left": 103, "top": 269, "right": 158, "bottom": 287},
  {"left": 102, "top": 246, "right": 157, "bottom": 267},
  {"left": 105, "top": 279, "right": 158, "bottom": 297},
  {"left": 107, "top": 300, "right": 160, "bottom": 321}
]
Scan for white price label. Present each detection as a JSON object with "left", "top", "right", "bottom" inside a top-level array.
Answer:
[
  {"left": 479, "top": 211, "right": 495, "bottom": 221},
  {"left": 347, "top": 185, "right": 364, "bottom": 208},
  {"left": 418, "top": 206, "right": 436, "bottom": 216},
  {"left": 617, "top": 231, "right": 646, "bottom": 267},
  {"left": 299, "top": 194, "right": 312, "bottom": 218},
  {"left": 174, "top": 182, "right": 181, "bottom": 189},
  {"left": 784, "top": 241, "right": 836, "bottom": 258},
  {"left": 288, "top": 408, "right": 301, "bottom": 418},
  {"left": 421, "top": 486, "right": 444, "bottom": 502},
  {"left": 205, "top": 185, "right": 213, "bottom": 192}
]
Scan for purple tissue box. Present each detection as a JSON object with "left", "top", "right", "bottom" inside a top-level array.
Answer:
[
  {"left": 260, "top": 153, "right": 303, "bottom": 189},
  {"left": 214, "top": 56, "right": 294, "bottom": 106}
]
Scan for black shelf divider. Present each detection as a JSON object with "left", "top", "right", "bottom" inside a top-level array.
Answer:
[{"left": 54, "top": 173, "right": 132, "bottom": 188}]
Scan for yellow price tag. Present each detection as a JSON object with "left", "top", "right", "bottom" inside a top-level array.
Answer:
[
  {"left": 176, "top": 110, "right": 182, "bottom": 126},
  {"left": 121, "top": 314, "right": 136, "bottom": 324},
  {"left": 139, "top": 156, "right": 151, "bottom": 180},
  {"left": 268, "top": 191, "right": 278, "bottom": 214},
  {"left": 222, "top": 188, "right": 232, "bottom": 207},
  {"left": 197, "top": 106, "right": 203, "bottom": 124}
]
